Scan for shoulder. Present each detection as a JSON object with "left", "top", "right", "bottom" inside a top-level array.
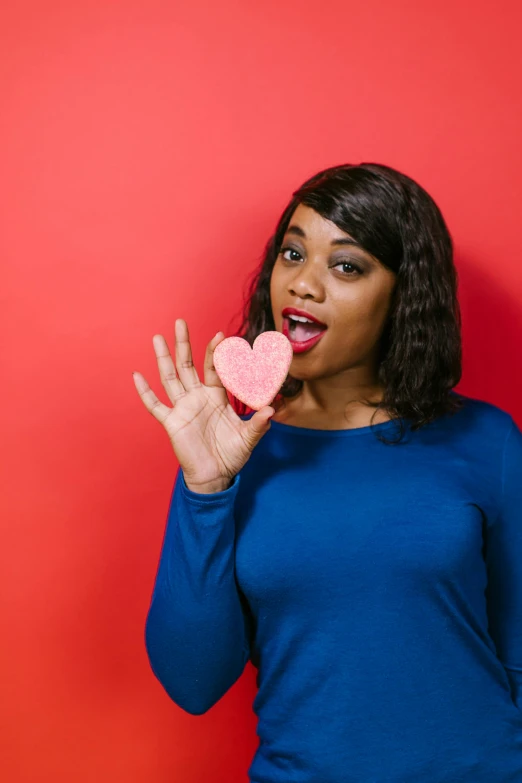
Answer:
[{"left": 451, "top": 392, "right": 518, "bottom": 440}]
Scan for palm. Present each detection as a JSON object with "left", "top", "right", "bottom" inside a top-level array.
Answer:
[{"left": 162, "top": 385, "right": 251, "bottom": 485}]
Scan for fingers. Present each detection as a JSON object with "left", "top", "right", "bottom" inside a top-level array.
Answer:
[
  {"left": 132, "top": 371, "right": 172, "bottom": 425},
  {"left": 174, "top": 319, "right": 202, "bottom": 391},
  {"left": 139, "top": 321, "right": 209, "bottom": 418},
  {"left": 152, "top": 333, "right": 186, "bottom": 406},
  {"left": 203, "top": 331, "right": 227, "bottom": 389}
]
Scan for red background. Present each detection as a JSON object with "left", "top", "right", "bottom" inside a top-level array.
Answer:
[{"left": 1, "top": 1, "right": 521, "bottom": 780}]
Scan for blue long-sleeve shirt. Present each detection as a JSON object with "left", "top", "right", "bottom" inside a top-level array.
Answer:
[{"left": 144, "top": 392, "right": 522, "bottom": 782}]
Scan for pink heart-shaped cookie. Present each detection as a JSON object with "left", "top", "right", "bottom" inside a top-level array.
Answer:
[{"left": 213, "top": 331, "right": 293, "bottom": 411}]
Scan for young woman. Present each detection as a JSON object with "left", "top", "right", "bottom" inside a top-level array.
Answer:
[{"left": 133, "top": 163, "right": 522, "bottom": 782}]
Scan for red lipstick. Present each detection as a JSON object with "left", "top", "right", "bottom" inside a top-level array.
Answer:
[{"left": 281, "top": 307, "right": 328, "bottom": 354}]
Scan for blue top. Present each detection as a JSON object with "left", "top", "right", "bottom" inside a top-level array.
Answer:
[{"left": 144, "top": 392, "right": 522, "bottom": 782}]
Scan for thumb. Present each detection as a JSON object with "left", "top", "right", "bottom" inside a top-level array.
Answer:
[{"left": 244, "top": 406, "right": 275, "bottom": 448}]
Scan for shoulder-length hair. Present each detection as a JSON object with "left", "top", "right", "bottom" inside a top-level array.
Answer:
[{"left": 230, "top": 162, "right": 465, "bottom": 444}]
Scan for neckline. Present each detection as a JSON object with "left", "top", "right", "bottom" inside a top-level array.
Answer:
[
  {"left": 265, "top": 391, "right": 463, "bottom": 437},
  {"left": 268, "top": 415, "right": 406, "bottom": 438}
]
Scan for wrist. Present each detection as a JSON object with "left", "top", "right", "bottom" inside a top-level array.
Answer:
[{"left": 184, "top": 476, "right": 233, "bottom": 495}]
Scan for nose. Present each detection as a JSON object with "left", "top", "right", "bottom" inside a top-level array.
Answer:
[{"left": 288, "top": 258, "right": 325, "bottom": 299}]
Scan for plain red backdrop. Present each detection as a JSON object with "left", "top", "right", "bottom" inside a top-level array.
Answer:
[{"left": 1, "top": 1, "right": 521, "bottom": 780}]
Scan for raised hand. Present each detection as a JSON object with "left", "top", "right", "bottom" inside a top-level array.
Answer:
[{"left": 132, "top": 319, "right": 275, "bottom": 493}]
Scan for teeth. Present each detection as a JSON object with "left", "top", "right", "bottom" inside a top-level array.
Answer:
[{"left": 287, "top": 314, "right": 315, "bottom": 324}]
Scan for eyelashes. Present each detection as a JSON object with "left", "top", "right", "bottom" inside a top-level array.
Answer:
[{"left": 279, "top": 246, "right": 363, "bottom": 277}]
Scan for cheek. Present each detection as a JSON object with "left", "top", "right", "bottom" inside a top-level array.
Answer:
[
  {"left": 270, "top": 261, "right": 283, "bottom": 284},
  {"left": 345, "top": 288, "right": 392, "bottom": 325},
  {"left": 269, "top": 276, "right": 276, "bottom": 306},
  {"left": 327, "top": 304, "right": 381, "bottom": 351},
  {"left": 269, "top": 272, "right": 281, "bottom": 321},
  {"left": 269, "top": 265, "right": 285, "bottom": 302}
]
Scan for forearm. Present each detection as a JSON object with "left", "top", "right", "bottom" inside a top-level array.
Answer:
[{"left": 144, "top": 469, "right": 251, "bottom": 715}]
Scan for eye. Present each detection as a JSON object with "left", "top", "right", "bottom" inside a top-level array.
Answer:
[
  {"left": 280, "top": 246, "right": 302, "bottom": 262},
  {"left": 332, "top": 260, "right": 363, "bottom": 277},
  {"left": 279, "top": 247, "right": 363, "bottom": 277}
]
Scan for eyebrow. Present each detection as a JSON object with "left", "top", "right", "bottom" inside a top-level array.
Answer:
[{"left": 285, "top": 224, "right": 365, "bottom": 250}]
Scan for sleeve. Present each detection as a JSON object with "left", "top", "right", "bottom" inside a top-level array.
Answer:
[
  {"left": 144, "top": 466, "right": 254, "bottom": 715},
  {"left": 485, "top": 416, "right": 522, "bottom": 711}
]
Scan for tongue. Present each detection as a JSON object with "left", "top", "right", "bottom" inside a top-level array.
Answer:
[{"left": 294, "top": 322, "right": 325, "bottom": 341}]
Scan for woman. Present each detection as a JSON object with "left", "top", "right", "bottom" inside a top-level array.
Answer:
[{"left": 134, "top": 163, "right": 522, "bottom": 782}]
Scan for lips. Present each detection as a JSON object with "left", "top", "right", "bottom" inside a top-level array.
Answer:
[
  {"left": 282, "top": 316, "right": 327, "bottom": 338},
  {"left": 281, "top": 306, "right": 327, "bottom": 327},
  {"left": 282, "top": 318, "right": 327, "bottom": 353}
]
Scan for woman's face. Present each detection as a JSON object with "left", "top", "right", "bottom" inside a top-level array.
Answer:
[{"left": 270, "top": 203, "right": 397, "bottom": 384}]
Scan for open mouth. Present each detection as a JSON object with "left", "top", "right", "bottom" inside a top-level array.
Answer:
[{"left": 283, "top": 316, "right": 327, "bottom": 342}]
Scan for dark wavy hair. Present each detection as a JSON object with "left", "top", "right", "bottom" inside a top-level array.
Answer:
[{"left": 229, "top": 162, "right": 465, "bottom": 444}]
